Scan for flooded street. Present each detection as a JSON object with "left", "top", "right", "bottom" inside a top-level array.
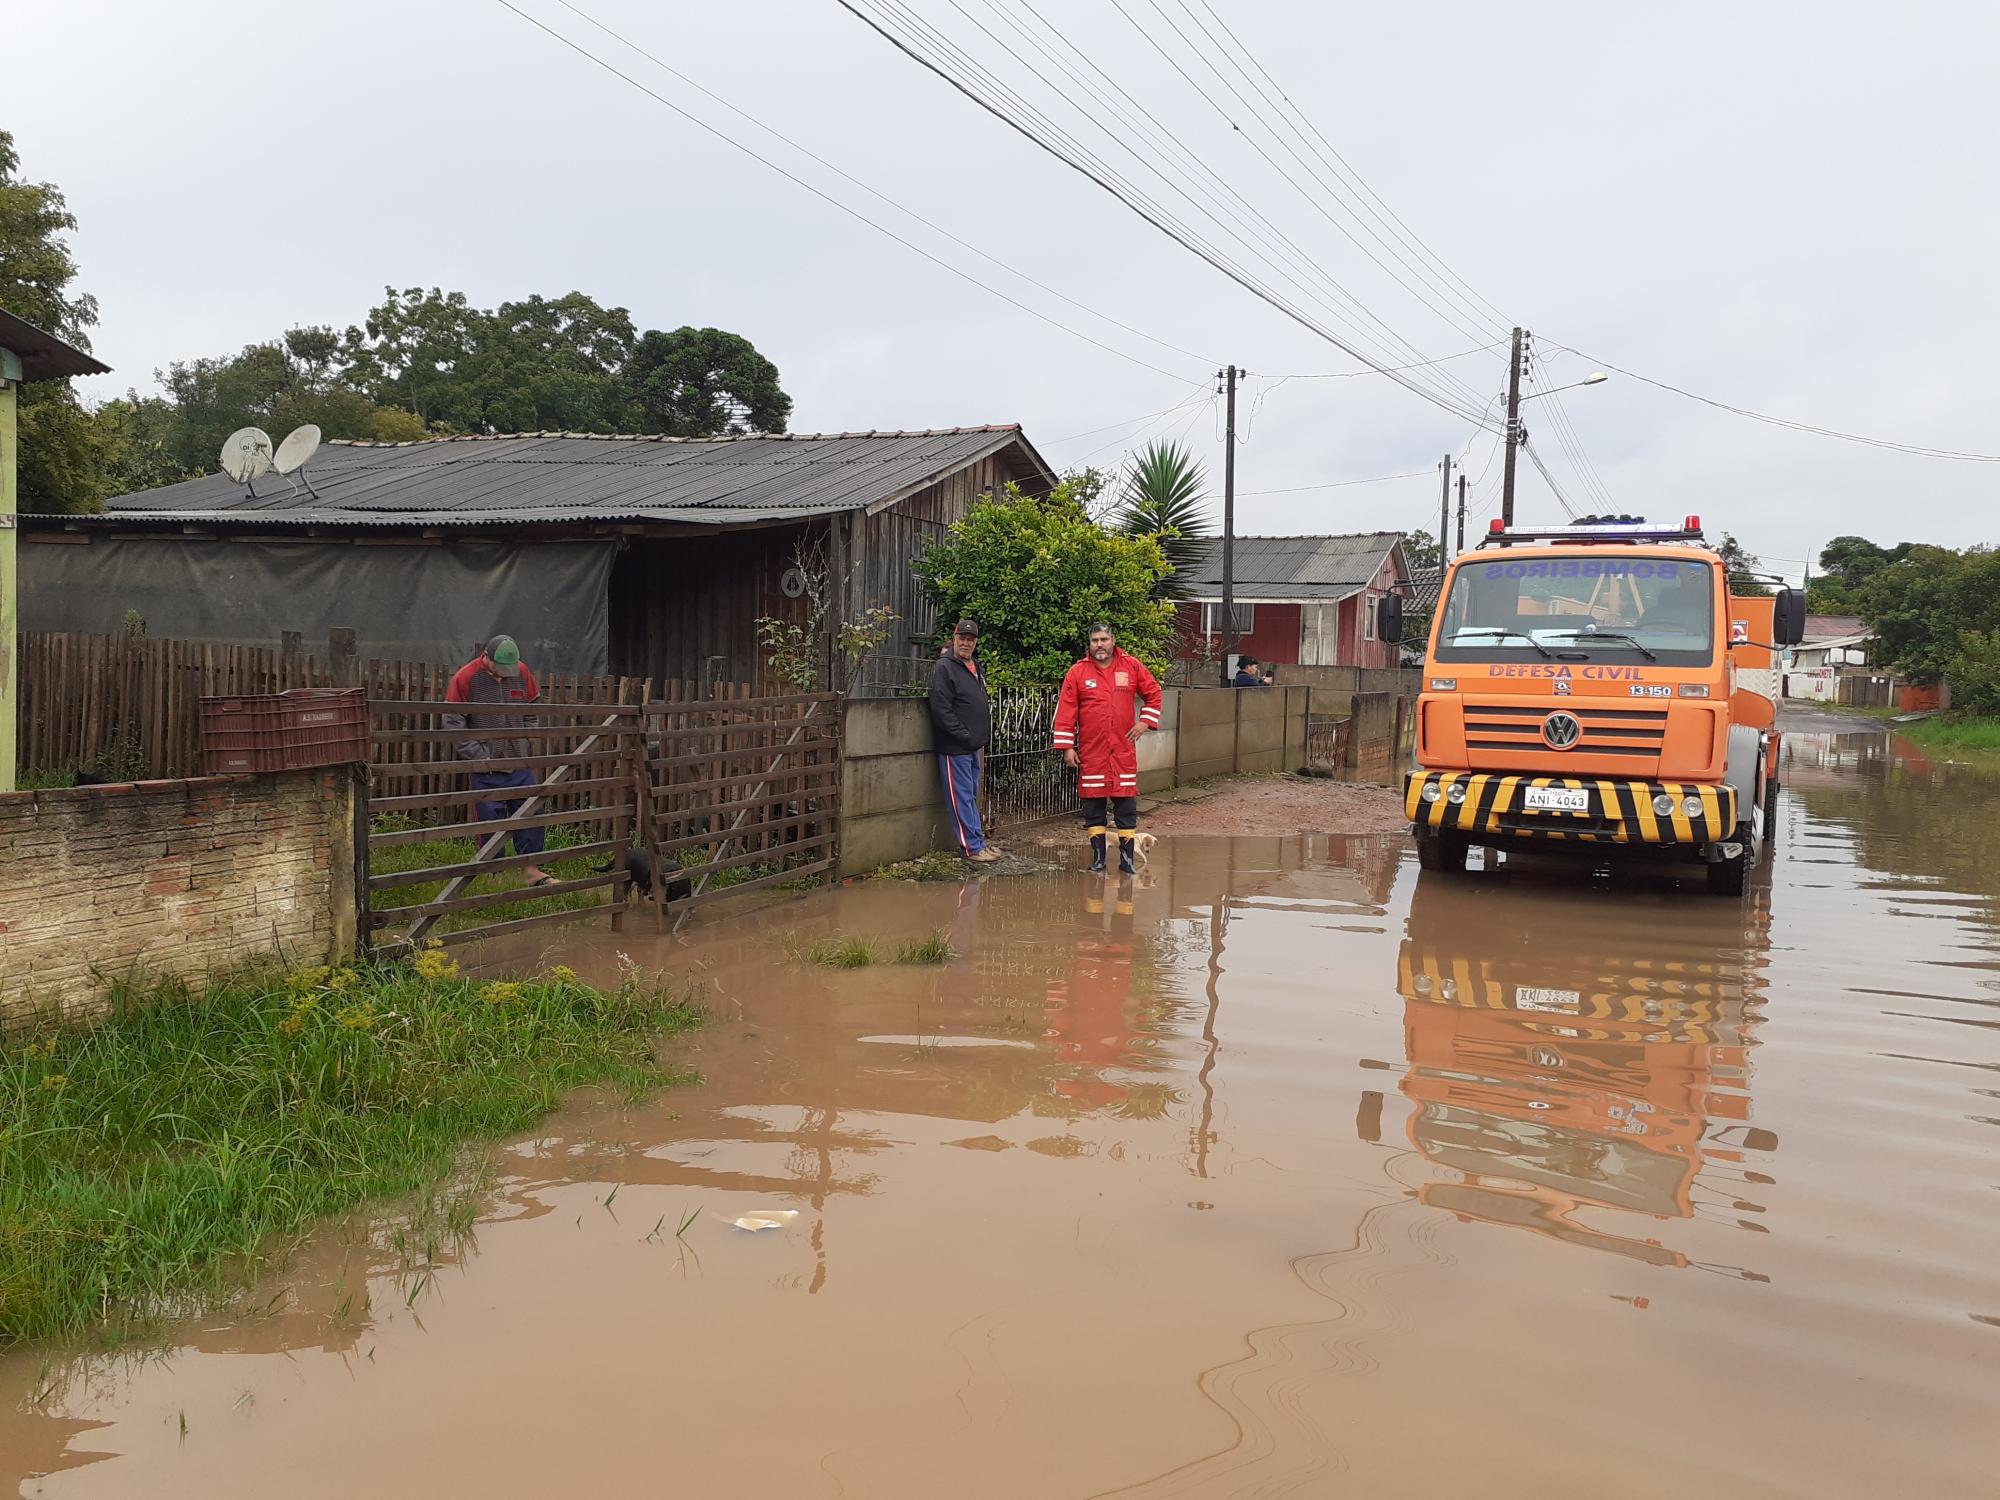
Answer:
[{"left": 6, "top": 720, "right": 1997, "bottom": 1498}]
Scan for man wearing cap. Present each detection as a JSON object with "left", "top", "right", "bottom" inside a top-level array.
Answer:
[
  {"left": 443, "top": 634, "right": 552, "bottom": 886},
  {"left": 928, "top": 620, "right": 1001, "bottom": 864},
  {"left": 1053, "top": 623, "right": 1162, "bottom": 874}
]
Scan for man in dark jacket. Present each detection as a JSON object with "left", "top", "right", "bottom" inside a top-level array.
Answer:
[
  {"left": 442, "top": 633, "right": 552, "bottom": 886},
  {"left": 928, "top": 620, "right": 1000, "bottom": 863},
  {"left": 1232, "top": 655, "right": 1267, "bottom": 687}
]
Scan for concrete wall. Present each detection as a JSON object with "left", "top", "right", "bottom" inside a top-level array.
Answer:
[
  {"left": 1, "top": 768, "right": 361, "bottom": 1027},
  {"left": 839, "top": 699, "right": 952, "bottom": 877},
  {"left": 1136, "top": 688, "right": 1180, "bottom": 794}
]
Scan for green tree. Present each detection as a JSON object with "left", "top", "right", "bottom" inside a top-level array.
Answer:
[
  {"left": 1111, "top": 441, "right": 1209, "bottom": 597},
  {"left": 0, "top": 128, "right": 106, "bottom": 513},
  {"left": 1401, "top": 528, "right": 1444, "bottom": 574},
  {"left": 1715, "top": 533, "right": 1771, "bottom": 596},
  {"left": 914, "top": 476, "right": 1176, "bottom": 687},
  {"left": 626, "top": 325, "right": 791, "bottom": 436},
  {"left": 1857, "top": 545, "right": 2000, "bottom": 688}
]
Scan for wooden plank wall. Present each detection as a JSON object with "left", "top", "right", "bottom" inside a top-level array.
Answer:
[{"left": 606, "top": 525, "right": 820, "bottom": 695}]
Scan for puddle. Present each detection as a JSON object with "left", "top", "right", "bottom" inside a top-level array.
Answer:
[{"left": 6, "top": 725, "right": 1999, "bottom": 1497}]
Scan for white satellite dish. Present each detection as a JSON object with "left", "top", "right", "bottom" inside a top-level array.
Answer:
[
  {"left": 220, "top": 427, "right": 276, "bottom": 486},
  {"left": 273, "top": 424, "right": 321, "bottom": 474}
]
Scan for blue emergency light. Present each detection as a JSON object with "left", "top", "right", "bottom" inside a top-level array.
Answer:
[{"left": 1479, "top": 514, "right": 1705, "bottom": 548}]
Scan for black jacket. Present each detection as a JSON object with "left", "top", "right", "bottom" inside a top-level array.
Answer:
[{"left": 928, "top": 653, "right": 992, "bottom": 755}]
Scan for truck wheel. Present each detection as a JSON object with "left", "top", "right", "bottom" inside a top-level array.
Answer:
[
  {"left": 1761, "top": 776, "right": 1779, "bottom": 842},
  {"left": 1418, "top": 830, "right": 1468, "bottom": 873},
  {"left": 1707, "top": 823, "right": 1751, "bottom": 896}
]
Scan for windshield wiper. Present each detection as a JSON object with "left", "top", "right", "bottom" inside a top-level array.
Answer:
[
  {"left": 1543, "top": 629, "right": 1659, "bottom": 662},
  {"left": 1451, "top": 628, "right": 1554, "bottom": 660}
]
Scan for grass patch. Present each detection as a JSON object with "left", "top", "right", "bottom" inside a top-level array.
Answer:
[
  {"left": 0, "top": 955, "right": 702, "bottom": 1348},
  {"left": 895, "top": 929, "right": 955, "bottom": 965},
  {"left": 1903, "top": 713, "right": 2000, "bottom": 753},
  {"left": 786, "top": 933, "right": 882, "bottom": 968},
  {"left": 368, "top": 821, "right": 610, "bottom": 940},
  {"left": 873, "top": 851, "right": 974, "bottom": 882}
]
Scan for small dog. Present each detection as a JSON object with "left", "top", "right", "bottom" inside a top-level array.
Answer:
[
  {"left": 593, "top": 845, "right": 691, "bottom": 902},
  {"left": 1129, "top": 830, "right": 1158, "bottom": 869}
]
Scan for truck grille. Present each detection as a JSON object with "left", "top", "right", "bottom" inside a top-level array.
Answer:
[{"left": 1463, "top": 704, "right": 1666, "bottom": 758}]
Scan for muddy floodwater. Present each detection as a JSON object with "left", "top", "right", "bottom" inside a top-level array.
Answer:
[{"left": 6, "top": 721, "right": 1997, "bottom": 1497}]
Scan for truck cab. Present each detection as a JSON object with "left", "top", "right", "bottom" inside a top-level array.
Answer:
[{"left": 1394, "top": 516, "right": 1805, "bottom": 895}]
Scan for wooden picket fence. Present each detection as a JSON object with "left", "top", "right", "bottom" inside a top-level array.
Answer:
[{"left": 15, "top": 630, "right": 754, "bottom": 782}]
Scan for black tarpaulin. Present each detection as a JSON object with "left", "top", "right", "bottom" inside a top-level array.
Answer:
[{"left": 19, "top": 536, "right": 616, "bottom": 676}]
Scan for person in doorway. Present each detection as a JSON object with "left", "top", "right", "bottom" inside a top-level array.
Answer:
[
  {"left": 1053, "top": 623, "right": 1162, "bottom": 874},
  {"left": 1232, "top": 655, "right": 1268, "bottom": 687},
  {"left": 443, "top": 634, "right": 552, "bottom": 886},
  {"left": 928, "top": 619, "right": 1000, "bottom": 864}
]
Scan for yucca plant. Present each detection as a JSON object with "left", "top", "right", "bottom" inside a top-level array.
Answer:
[{"left": 1113, "top": 440, "right": 1211, "bottom": 599}]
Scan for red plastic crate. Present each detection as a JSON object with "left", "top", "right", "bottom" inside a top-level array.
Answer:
[{"left": 200, "top": 689, "right": 368, "bottom": 774}]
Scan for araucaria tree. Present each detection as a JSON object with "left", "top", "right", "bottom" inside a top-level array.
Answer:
[{"left": 915, "top": 476, "right": 1177, "bottom": 687}]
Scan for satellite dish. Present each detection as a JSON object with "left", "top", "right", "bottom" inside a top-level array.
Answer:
[
  {"left": 780, "top": 567, "right": 808, "bottom": 599},
  {"left": 273, "top": 424, "right": 321, "bottom": 474},
  {"left": 220, "top": 427, "right": 275, "bottom": 485}
]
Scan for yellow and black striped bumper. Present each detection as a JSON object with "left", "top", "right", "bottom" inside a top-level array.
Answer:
[{"left": 1404, "top": 771, "right": 1737, "bottom": 845}]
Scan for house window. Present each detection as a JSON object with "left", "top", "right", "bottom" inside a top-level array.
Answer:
[
  {"left": 1202, "top": 602, "right": 1255, "bottom": 635},
  {"left": 1363, "top": 594, "right": 1378, "bottom": 641}
]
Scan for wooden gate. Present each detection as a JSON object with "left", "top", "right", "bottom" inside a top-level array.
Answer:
[
  {"left": 365, "top": 700, "right": 648, "bottom": 951},
  {"left": 642, "top": 692, "right": 842, "bottom": 923}
]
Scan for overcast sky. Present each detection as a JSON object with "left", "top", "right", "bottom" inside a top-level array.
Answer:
[{"left": 13, "top": 1, "right": 1997, "bottom": 577}]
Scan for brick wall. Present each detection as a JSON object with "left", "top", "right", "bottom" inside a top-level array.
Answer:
[{"left": 0, "top": 769, "right": 360, "bottom": 1027}]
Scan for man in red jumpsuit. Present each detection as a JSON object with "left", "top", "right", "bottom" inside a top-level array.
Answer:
[{"left": 1052, "top": 623, "right": 1163, "bottom": 873}]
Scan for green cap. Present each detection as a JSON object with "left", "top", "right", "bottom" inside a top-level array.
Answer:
[{"left": 483, "top": 634, "right": 522, "bottom": 676}]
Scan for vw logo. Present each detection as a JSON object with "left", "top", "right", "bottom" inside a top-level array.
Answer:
[{"left": 1541, "top": 711, "right": 1582, "bottom": 750}]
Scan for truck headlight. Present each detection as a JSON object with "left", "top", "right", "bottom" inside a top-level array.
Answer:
[
  {"left": 1652, "top": 793, "right": 1676, "bottom": 816},
  {"left": 1446, "top": 783, "right": 1468, "bottom": 805},
  {"left": 1429, "top": 678, "right": 1457, "bottom": 692},
  {"left": 1682, "top": 795, "right": 1705, "bottom": 819},
  {"left": 1421, "top": 782, "right": 1442, "bottom": 803}
]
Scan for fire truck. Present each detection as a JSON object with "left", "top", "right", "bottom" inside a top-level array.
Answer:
[{"left": 1386, "top": 516, "right": 1806, "bottom": 895}]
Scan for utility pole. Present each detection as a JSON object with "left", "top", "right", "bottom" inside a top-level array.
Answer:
[
  {"left": 1455, "top": 473, "right": 1467, "bottom": 555},
  {"left": 1219, "top": 364, "right": 1238, "bottom": 684},
  {"left": 1437, "top": 452, "right": 1452, "bottom": 567},
  {"left": 1500, "top": 325, "right": 1524, "bottom": 529}
]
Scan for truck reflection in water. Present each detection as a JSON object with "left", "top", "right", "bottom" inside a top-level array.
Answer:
[{"left": 1392, "top": 872, "right": 1775, "bottom": 1266}]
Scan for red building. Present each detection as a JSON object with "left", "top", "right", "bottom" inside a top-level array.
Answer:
[{"left": 1173, "top": 531, "right": 1411, "bottom": 670}]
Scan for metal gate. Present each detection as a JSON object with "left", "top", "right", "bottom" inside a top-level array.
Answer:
[{"left": 982, "top": 685, "right": 1075, "bottom": 830}]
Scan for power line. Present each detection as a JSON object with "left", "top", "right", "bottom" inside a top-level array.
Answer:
[
  {"left": 491, "top": 0, "right": 1205, "bottom": 382},
  {"left": 1237, "top": 469, "right": 1431, "bottom": 497},
  {"left": 837, "top": 0, "right": 1504, "bottom": 429},
  {"left": 1521, "top": 439, "right": 1579, "bottom": 518},
  {"left": 1545, "top": 341, "right": 2000, "bottom": 462}
]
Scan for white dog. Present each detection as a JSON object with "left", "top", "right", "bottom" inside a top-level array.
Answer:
[{"left": 1128, "top": 830, "right": 1158, "bottom": 869}]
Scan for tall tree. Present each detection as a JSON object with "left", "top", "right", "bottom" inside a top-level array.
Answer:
[
  {"left": 1715, "top": 533, "right": 1771, "bottom": 596},
  {"left": 1111, "top": 441, "right": 1210, "bottom": 598},
  {"left": 0, "top": 129, "right": 105, "bottom": 513},
  {"left": 626, "top": 326, "right": 790, "bottom": 436},
  {"left": 1401, "top": 529, "right": 1444, "bottom": 574}
]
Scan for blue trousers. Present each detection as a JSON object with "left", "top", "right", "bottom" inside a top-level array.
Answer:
[
  {"left": 938, "top": 753, "right": 986, "bottom": 855},
  {"left": 470, "top": 766, "right": 547, "bottom": 857}
]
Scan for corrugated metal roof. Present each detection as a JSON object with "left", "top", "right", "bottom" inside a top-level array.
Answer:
[
  {"left": 53, "top": 427, "right": 1054, "bottom": 530},
  {"left": 1175, "top": 532, "right": 1405, "bottom": 601},
  {"left": 0, "top": 309, "right": 111, "bottom": 382}
]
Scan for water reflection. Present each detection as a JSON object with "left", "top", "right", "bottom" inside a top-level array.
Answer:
[{"left": 1392, "top": 872, "right": 1775, "bottom": 1269}]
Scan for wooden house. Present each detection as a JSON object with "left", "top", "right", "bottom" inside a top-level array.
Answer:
[
  {"left": 1173, "top": 532, "right": 1411, "bottom": 670},
  {"left": 19, "top": 427, "right": 1055, "bottom": 690}
]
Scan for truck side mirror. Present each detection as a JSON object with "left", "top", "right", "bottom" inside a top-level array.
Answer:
[
  {"left": 1378, "top": 593, "right": 1404, "bottom": 644},
  {"left": 1773, "top": 588, "right": 1806, "bottom": 647}
]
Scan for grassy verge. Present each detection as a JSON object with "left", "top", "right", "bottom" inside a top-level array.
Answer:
[
  {"left": 0, "top": 955, "right": 701, "bottom": 1348},
  {"left": 784, "top": 928, "right": 955, "bottom": 968},
  {"left": 1902, "top": 713, "right": 2000, "bottom": 753}
]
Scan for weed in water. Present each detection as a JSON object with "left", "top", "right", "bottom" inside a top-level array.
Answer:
[
  {"left": 676, "top": 1206, "right": 700, "bottom": 1240},
  {"left": 784, "top": 932, "right": 882, "bottom": 969},
  {"left": 895, "top": 929, "right": 955, "bottom": 965},
  {"left": 0, "top": 959, "right": 703, "bottom": 1347}
]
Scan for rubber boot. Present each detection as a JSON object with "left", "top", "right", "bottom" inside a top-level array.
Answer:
[
  {"left": 1089, "top": 831, "right": 1107, "bottom": 873},
  {"left": 1117, "top": 834, "right": 1137, "bottom": 875}
]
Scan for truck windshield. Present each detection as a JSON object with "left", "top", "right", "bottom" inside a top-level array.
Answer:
[{"left": 1433, "top": 553, "right": 1715, "bottom": 666}]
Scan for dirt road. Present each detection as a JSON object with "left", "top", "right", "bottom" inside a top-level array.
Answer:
[
  {"left": 6, "top": 717, "right": 1996, "bottom": 1498},
  {"left": 1138, "top": 772, "right": 1410, "bottom": 836}
]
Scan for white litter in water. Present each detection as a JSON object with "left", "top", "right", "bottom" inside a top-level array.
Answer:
[{"left": 724, "top": 1210, "right": 800, "bottom": 1233}]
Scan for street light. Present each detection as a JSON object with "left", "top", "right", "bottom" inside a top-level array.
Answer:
[{"left": 1520, "top": 372, "right": 1610, "bottom": 403}]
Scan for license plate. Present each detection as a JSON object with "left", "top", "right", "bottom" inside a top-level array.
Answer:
[
  {"left": 1515, "top": 987, "right": 1581, "bottom": 1012},
  {"left": 1523, "top": 786, "right": 1589, "bottom": 813}
]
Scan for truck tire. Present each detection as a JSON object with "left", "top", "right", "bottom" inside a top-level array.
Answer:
[
  {"left": 1418, "top": 830, "right": 1468, "bottom": 873},
  {"left": 1762, "top": 775, "right": 1780, "bottom": 842},
  {"left": 1707, "top": 823, "right": 1751, "bottom": 896}
]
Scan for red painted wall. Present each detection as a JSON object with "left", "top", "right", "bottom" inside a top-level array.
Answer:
[{"left": 1177, "top": 603, "right": 1302, "bottom": 665}]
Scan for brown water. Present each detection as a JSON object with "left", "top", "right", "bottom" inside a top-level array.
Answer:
[{"left": 6, "top": 724, "right": 1998, "bottom": 1498}]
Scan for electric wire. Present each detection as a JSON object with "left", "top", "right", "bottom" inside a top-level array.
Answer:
[
  {"left": 491, "top": 0, "right": 1204, "bottom": 382},
  {"left": 837, "top": 0, "right": 1504, "bottom": 429}
]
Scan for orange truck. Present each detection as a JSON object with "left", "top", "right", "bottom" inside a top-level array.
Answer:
[{"left": 1387, "top": 516, "right": 1806, "bottom": 895}]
